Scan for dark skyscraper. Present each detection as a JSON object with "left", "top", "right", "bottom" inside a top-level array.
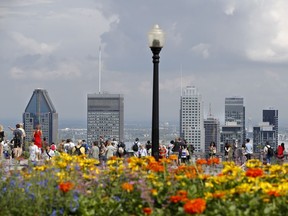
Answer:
[
  {"left": 263, "top": 108, "right": 278, "bottom": 145},
  {"left": 23, "top": 89, "right": 58, "bottom": 144},
  {"left": 224, "top": 97, "right": 245, "bottom": 145},
  {"left": 87, "top": 93, "right": 124, "bottom": 144},
  {"left": 204, "top": 116, "right": 220, "bottom": 153}
]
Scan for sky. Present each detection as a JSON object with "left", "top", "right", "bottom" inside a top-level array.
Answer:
[{"left": 1, "top": 0, "right": 288, "bottom": 128}]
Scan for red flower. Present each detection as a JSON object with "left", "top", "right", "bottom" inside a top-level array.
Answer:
[
  {"left": 184, "top": 198, "right": 206, "bottom": 214},
  {"left": 59, "top": 181, "right": 74, "bottom": 193},
  {"left": 196, "top": 158, "right": 207, "bottom": 165},
  {"left": 246, "top": 168, "right": 264, "bottom": 178},
  {"left": 143, "top": 207, "right": 152, "bottom": 215},
  {"left": 170, "top": 195, "right": 182, "bottom": 203}
]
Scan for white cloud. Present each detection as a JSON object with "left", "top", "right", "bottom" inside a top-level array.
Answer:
[
  {"left": 191, "top": 43, "right": 211, "bottom": 59},
  {"left": 9, "top": 63, "right": 81, "bottom": 80},
  {"left": 11, "top": 32, "right": 59, "bottom": 55},
  {"left": 224, "top": 4, "right": 236, "bottom": 15},
  {"left": 244, "top": 1, "right": 288, "bottom": 62}
]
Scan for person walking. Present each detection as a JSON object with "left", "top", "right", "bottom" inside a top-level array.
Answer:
[
  {"left": 245, "top": 139, "right": 253, "bottom": 161},
  {"left": 263, "top": 141, "right": 272, "bottom": 165}
]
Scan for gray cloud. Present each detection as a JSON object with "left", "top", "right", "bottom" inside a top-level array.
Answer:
[{"left": 1, "top": 0, "right": 288, "bottom": 127}]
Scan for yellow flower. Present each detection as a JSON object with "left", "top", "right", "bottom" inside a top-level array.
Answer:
[
  {"left": 246, "top": 159, "right": 262, "bottom": 168},
  {"left": 235, "top": 183, "right": 252, "bottom": 194},
  {"left": 151, "top": 189, "right": 158, "bottom": 196}
]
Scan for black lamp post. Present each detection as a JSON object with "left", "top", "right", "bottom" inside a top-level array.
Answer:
[{"left": 148, "top": 24, "right": 165, "bottom": 161}]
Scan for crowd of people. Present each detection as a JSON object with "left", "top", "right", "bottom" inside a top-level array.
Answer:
[
  {"left": 221, "top": 138, "right": 286, "bottom": 166},
  {"left": 0, "top": 123, "right": 287, "bottom": 167}
]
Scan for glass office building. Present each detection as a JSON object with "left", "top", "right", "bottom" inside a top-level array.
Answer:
[{"left": 23, "top": 89, "right": 58, "bottom": 144}]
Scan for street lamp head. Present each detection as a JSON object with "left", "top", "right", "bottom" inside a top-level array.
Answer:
[{"left": 148, "top": 24, "right": 165, "bottom": 48}]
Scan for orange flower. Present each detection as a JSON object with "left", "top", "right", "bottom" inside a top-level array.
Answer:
[
  {"left": 59, "top": 181, "right": 74, "bottom": 193},
  {"left": 143, "top": 207, "right": 152, "bottom": 215},
  {"left": 122, "top": 182, "right": 134, "bottom": 192},
  {"left": 147, "top": 161, "right": 165, "bottom": 172},
  {"left": 246, "top": 168, "right": 264, "bottom": 178},
  {"left": 184, "top": 198, "right": 206, "bottom": 214},
  {"left": 170, "top": 190, "right": 189, "bottom": 203},
  {"left": 169, "top": 154, "right": 178, "bottom": 161},
  {"left": 170, "top": 195, "right": 182, "bottom": 203},
  {"left": 267, "top": 190, "right": 281, "bottom": 197},
  {"left": 177, "top": 190, "right": 188, "bottom": 198},
  {"left": 207, "top": 157, "right": 220, "bottom": 165},
  {"left": 196, "top": 158, "right": 207, "bottom": 165},
  {"left": 212, "top": 191, "right": 226, "bottom": 199}
]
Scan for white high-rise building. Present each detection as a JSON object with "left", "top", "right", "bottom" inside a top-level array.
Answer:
[{"left": 180, "top": 86, "right": 205, "bottom": 152}]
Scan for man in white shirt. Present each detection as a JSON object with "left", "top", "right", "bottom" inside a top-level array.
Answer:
[{"left": 245, "top": 138, "right": 253, "bottom": 161}]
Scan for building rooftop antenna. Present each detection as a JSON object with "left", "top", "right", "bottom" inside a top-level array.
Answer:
[
  {"left": 98, "top": 46, "right": 102, "bottom": 94},
  {"left": 209, "top": 103, "right": 212, "bottom": 117},
  {"left": 180, "top": 64, "right": 183, "bottom": 96}
]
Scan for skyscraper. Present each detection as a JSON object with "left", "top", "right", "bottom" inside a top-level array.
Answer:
[
  {"left": 23, "top": 88, "right": 58, "bottom": 144},
  {"left": 87, "top": 93, "right": 124, "bottom": 144},
  {"left": 180, "top": 86, "right": 204, "bottom": 152},
  {"left": 224, "top": 97, "right": 245, "bottom": 145},
  {"left": 263, "top": 108, "right": 278, "bottom": 146},
  {"left": 253, "top": 108, "right": 278, "bottom": 152},
  {"left": 204, "top": 116, "right": 220, "bottom": 153}
]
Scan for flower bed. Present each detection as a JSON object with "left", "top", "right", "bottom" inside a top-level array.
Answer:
[{"left": 0, "top": 154, "right": 287, "bottom": 215}]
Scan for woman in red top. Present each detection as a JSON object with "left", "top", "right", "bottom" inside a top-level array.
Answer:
[
  {"left": 33, "top": 124, "right": 42, "bottom": 150},
  {"left": 277, "top": 143, "right": 285, "bottom": 164}
]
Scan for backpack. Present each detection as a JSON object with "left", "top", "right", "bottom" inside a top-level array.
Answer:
[
  {"left": 74, "top": 146, "right": 82, "bottom": 155},
  {"left": 81, "top": 143, "right": 89, "bottom": 154},
  {"left": 118, "top": 147, "right": 124, "bottom": 154},
  {"left": 132, "top": 142, "right": 139, "bottom": 152},
  {"left": 267, "top": 146, "right": 274, "bottom": 157},
  {"left": 13, "top": 129, "right": 22, "bottom": 146}
]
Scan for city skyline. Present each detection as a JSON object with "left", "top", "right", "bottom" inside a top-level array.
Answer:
[{"left": 1, "top": 1, "right": 288, "bottom": 127}]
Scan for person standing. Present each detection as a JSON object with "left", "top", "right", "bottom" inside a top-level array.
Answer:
[
  {"left": 245, "top": 138, "right": 253, "bottom": 161},
  {"left": 277, "top": 143, "right": 285, "bottom": 165},
  {"left": 19, "top": 123, "right": 26, "bottom": 151},
  {"left": 139, "top": 144, "right": 148, "bottom": 157},
  {"left": 33, "top": 124, "right": 42, "bottom": 151},
  {"left": 29, "top": 141, "right": 39, "bottom": 162},
  {"left": 71, "top": 140, "right": 85, "bottom": 156},
  {"left": 12, "top": 124, "right": 23, "bottom": 159},
  {"left": 0, "top": 125, "right": 5, "bottom": 160},
  {"left": 209, "top": 142, "right": 217, "bottom": 159},
  {"left": 132, "top": 138, "right": 140, "bottom": 157},
  {"left": 224, "top": 143, "right": 229, "bottom": 161},
  {"left": 106, "top": 140, "right": 116, "bottom": 160},
  {"left": 90, "top": 141, "right": 100, "bottom": 161}
]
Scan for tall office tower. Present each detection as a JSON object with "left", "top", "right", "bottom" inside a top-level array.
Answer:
[
  {"left": 23, "top": 89, "right": 58, "bottom": 144},
  {"left": 204, "top": 116, "right": 220, "bottom": 153},
  {"left": 253, "top": 108, "right": 278, "bottom": 152},
  {"left": 180, "top": 86, "right": 204, "bottom": 152},
  {"left": 87, "top": 93, "right": 124, "bottom": 145},
  {"left": 263, "top": 108, "right": 278, "bottom": 146},
  {"left": 224, "top": 97, "right": 246, "bottom": 145}
]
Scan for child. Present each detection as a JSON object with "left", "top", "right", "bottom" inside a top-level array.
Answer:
[{"left": 29, "top": 141, "right": 39, "bottom": 162}]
